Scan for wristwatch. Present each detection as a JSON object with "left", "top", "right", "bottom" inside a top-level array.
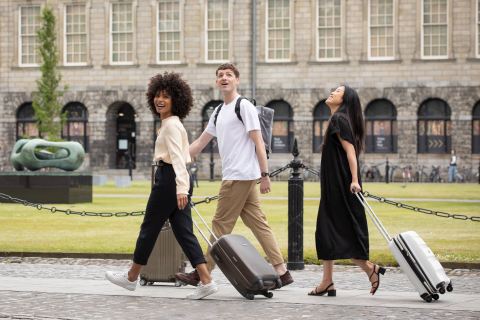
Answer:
[{"left": 261, "top": 172, "right": 269, "bottom": 178}]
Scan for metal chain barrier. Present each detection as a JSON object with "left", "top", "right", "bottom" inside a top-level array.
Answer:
[
  {"left": 362, "top": 191, "right": 480, "bottom": 222},
  {"left": 2, "top": 160, "right": 478, "bottom": 222},
  {"left": 0, "top": 192, "right": 145, "bottom": 217}
]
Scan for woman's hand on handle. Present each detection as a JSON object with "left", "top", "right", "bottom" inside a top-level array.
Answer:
[
  {"left": 177, "top": 194, "right": 188, "bottom": 210},
  {"left": 350, "top": 181, "right": 361, "bottom": 193}
]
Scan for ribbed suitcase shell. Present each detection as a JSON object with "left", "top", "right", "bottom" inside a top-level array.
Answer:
[
  {"left": 210, "top": 234, "right": 281, "bottom": 299},
  {"left": 139, "top": 223, "right": 186, "bottom": 286}
]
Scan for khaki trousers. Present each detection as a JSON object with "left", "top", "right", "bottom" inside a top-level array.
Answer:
[{"left": 206, "top": 180, "right": 284, "bottom": 271}]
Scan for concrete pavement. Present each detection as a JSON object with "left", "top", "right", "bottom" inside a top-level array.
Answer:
[{"left": 0, "top": 257, "right": 479, "bottom": 320}]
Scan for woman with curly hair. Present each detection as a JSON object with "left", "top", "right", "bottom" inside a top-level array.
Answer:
[{"left": 106, "top": 72, "right": 218, "bottom": 300}]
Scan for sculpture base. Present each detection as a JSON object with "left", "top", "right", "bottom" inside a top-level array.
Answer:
[{"left": 0, "top": 172, "right": 92, "bottom": 204}]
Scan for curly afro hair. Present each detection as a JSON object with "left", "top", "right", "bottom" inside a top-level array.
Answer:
[{"left": 146, "top": 72, "right": 193, "bottom": 119}]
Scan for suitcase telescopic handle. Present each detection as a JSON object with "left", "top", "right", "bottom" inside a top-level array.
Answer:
[
  {"left": 189, "top": 202, "right": 219, "bottom": 247},
  {"left": 355, "top": 192, "right": 392, "bottom": 243}
]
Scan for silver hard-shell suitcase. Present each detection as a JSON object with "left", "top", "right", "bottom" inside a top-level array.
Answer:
[
  {"left": 139, "top": 222, "right": 186, "bottom": 286},
  {"left": 190, "top": 203, "right": 281, "bottom": 300},
  {"left": 356, "top": 193, "right": 453, "bottom": 302}
]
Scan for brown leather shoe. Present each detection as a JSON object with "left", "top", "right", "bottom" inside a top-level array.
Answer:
[
  {"left": 277, "top": 270, "right": 294, "bottom": 288},
  {"left": 175, "top": 270, "right": 200, "bottom": 287}
]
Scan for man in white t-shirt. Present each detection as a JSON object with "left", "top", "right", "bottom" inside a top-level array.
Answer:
[{"left": 175, "top": 63, "right": 293, "bottom": 288}]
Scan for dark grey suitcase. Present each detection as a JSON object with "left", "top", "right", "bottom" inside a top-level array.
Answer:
[{"left": 191, "top": 204, "right": 281, "bottom": 300}]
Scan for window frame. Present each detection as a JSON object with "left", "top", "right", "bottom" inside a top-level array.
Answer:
[
  {"left": 368, "top": 0, "right": 396, "bottom": 61},
  {"left": 265, "top": 0, "right": 292, "bottom": 62},
  {"left": 64, "top": 3, "right": 88, "bottom": 66},
  {"left": 316, "top": 0, "right": 343, "bottom": 62},
  {"left": 156, "top": 0, "right": 183, "bottom": 64},
  {"left": 421, "top": 0, "right": 449, "bottom": 60},
  {"left": 472, "top": 101, "right": 480, "bottom": 154},
  {"left": 18, "top": 5, "right": 42, "bottom": 67},
  {"left": 266, "top": 100, "right": 294, "bottom": 153},
  {"left": 312, "top": 100, "right": 330, "bottom": 153},
  {"left": 417, "top": 98, "right": 452, "bottom": 154},
  {"left": 62, "top": 102, "right": 89, "bottom": 152},
  {"left": 364, "top": 99, "right": 398, "bottom": 153},
  {"left": 205, "top": 0, "right": 230, "bottom": 63},
  {"left": 109, "top": 1, "right": 136, "bottom": 65},
  {"left": 16, "top": 102, "right": 39, "bottom": 139}
]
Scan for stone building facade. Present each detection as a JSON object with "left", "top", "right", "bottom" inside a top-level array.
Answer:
[{"left": 0, "top": 0, "right": 479, "bottom": 181}]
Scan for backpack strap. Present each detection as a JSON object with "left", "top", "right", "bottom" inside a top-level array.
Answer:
[
  {"left": 213, "top": 103, "right": 223, "bottom": 126},
  {"left": 214, "top": 96, "right": 248, "bottom": 126}
]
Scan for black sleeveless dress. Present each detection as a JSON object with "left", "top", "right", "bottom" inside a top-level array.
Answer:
[{"left": 315, "top": 112, "right": 369, "bottom": 260}]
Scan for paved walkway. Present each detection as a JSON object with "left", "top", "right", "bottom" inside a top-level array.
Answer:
[{"left": 0, "top": 257, "right": 479, "bottom": 320}]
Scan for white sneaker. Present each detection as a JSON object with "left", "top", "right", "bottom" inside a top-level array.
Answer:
[
  {"left": 105, "top": 271, "right": 137, "bottom": 291},
  {"left": 186, "top": 281, "right": 218, "bottom": 300}
]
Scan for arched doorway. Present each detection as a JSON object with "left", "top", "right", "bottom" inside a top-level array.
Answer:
[{"left": 115, "top": 103, "right": 136, "bottom": 169}]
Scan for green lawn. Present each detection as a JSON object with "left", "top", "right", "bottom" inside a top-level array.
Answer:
[{"left": 0, "top": 181, "right": 479, "bottom": 266}]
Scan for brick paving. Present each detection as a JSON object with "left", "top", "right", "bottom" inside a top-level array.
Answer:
[{"left": 0, "top": 257, "right": 479, "bottom": 320}]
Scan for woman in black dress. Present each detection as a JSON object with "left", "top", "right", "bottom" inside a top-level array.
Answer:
[{"left": 309, "top": 85, "right": 386, "bottom": 297}]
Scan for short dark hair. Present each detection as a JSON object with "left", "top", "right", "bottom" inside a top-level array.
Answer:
[
  {"left": 146, "top": 72, "right": 193, "bottom": 120},
  {"left": 216, "top": 63, "right": 240, "bottom": 78}
]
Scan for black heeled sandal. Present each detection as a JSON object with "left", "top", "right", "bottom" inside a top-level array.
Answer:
[
  {"left": 369, "top": 265, "right": 386, "bottom": 295},
  {"left": 308, "top": 282, "right": 336, "bottom": 296}
]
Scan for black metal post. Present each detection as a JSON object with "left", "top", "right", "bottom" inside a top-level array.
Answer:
[
  {"left": 127, "top": 143, "right": 133, "bottom": 181},
  {"left": 209, "top": 142, "right": 215, "bottom": 181},
  {"left": 287, "top": 138, "right": 304, "bottom": 270},
  {"left": 385, "top": 157, "right": 389, "bottom": 184},
  {"left": 478, "top": 160, "right": 480, "bottom": 184}
]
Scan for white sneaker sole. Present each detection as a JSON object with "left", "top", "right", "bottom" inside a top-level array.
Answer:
[
  {"left": 186, "top": 286, "right": 219, "bottom": 300},
  {"left": 105, "top": 272, "right": 137, "bottom": 291}
]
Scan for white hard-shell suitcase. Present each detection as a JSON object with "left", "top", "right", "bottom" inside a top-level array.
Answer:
[{"left": 356, "top": 193, "right": 453, "bottom": 302}]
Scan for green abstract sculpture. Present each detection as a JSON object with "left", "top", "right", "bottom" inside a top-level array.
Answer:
[{"left": 11, "top": 138, "right": 85, "bottom": 171}]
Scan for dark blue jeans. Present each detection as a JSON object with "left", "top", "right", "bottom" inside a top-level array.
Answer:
[{"left": 133, "top": 163, "right": 206, "bottom": 267}]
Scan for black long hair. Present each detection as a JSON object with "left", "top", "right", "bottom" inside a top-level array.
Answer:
[{"left": 337, "top": 85, "right": 365, "bottom": 155}]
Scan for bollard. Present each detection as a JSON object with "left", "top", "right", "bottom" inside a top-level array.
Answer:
[
  {"left": 287, "top": 138, "right": 304, "bottom": 270},
  {"left": 478, "top": 160, "right": 480, "bottom": 184},
  {"left": 385, "top": 158, "right": 389, "bottom": 184}
]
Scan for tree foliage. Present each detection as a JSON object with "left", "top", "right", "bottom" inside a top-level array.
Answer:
[{"left": 32, "top": 5, "right": 67, "bottom": 141}]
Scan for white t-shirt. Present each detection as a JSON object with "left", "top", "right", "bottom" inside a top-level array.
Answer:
[{"left": 205, "top": 95, "right": 261, "bottom": 180}]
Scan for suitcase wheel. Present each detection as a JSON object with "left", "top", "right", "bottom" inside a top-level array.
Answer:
[
  {"left": 242, "top": 293, "right": 255, "bottom": 300},
  {"left": 423, "top": 295, "right": 433, "bottom": 303},
  {"left": 439, "top": 287, "right": 446, "bottom": 294},
  {"left": 262, "top": 291, "right": 273, "bottom": 299},
  {"left": 447, "top": 283, "right": 453, "bottom": 292},
  {"left": 432, "top": 294, "right": 439, "bottom": 301},
  {"left": 139, "top": 278, "right": 147, "bottom": 286}
]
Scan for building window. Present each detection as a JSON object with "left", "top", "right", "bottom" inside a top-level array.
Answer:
[
  {"left": 313, "top": 100, "right": 330, "bottom": 153},
  {"left": 473, "top": 101, "right": 480, "bottom": 154},
  {"left": 365, "top": 99, "right": 397, "bottom": 153},
  {"left": 201, "top": 101, "right": 222, "bottom": 153},
  {"left": 369, "top": 0, "right": 394, "bottom": 59},
  {"left": 267, "top": 0, "right": 291, "bottom": 61},
  {"left": 64, "top": 4, "right": 87, "bottom": 65},
  {"left": 317, "top": 0, "right": 341, "bottom": 61},
  {"left": 111, "top": 2, "right": 134, "bottom": 64},
  {"left": 157, "top": 0, "right": 181, "bottom": 63},
  {"left": 16, "top": 103, "right": 39, "bottom": 139},
  {"left": 477, "top": 0, "right": 480, "bottom": 58},
  {"left": 418, "top": 98, "right": 451, "bottom": 154},
  {"left": 62, "top": 102, "right": 89, "bottom": 152},
  {"left": 19, "top": 6, "right": 41, "bottom": 66},
  {"left": 206, "top": 0, "right": 229, "bottom": 62},
  {"left": 266, "top": 100, "right": 293, "bottom": 153},
  {"left": 422, "top": 0, "right": 448, "bottom": 59}
]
